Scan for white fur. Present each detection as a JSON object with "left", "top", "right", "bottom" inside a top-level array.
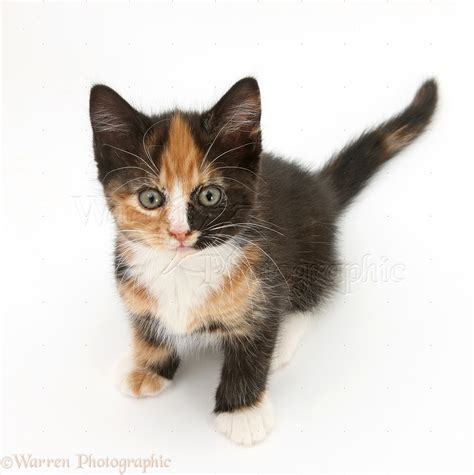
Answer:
[
  {"left": 126, "top": 240, "right": 243, "bottom": 336},
  {"left": 271, "top": 311, "right": 310, "bottom": 372},
  {"left": 167, "top": 182, "right": 190, "bottom": 234},
  {"left": 215, "top": 393, "right": 274, "bottom": 445}
]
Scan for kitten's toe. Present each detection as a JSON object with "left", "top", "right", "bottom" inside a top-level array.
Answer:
[
  {"left": 119, "top": 369, "right": 170, "bottom": 398},
  {"left": 215, "top": 394, "right": 274, "bottom": 445}
]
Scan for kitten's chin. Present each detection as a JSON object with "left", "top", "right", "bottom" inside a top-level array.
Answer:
[{"left": 171, "top": 245, "right": 197, "bottom": 254}]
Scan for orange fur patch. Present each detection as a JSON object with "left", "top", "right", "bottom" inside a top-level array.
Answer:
[
  {"left": 109, "top": 191, "right": 169, "bottom": 247},
  {"left": 187, "top": 244, "right": 262, "bottom": 334},
  {"left": 158, "top": 114, "right": 208, "bottom": 193},
  {"left": 131, "top": 329, "right": 170, "bottom": 369},
  {"left": 118, "top": 279, "right": 157, "bottom": 316}
]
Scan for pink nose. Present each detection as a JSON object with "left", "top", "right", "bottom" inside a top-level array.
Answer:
[{"left": 169, "top": 230, "right": 188, "bottom": 242}]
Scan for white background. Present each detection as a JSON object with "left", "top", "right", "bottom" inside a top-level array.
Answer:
[{"left": 1, "top": 1, "right": 473, "bottom": 473}]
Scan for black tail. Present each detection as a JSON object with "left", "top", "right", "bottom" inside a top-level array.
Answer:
[{"left": 321, "top": 79, "right": 438, "bottom": 210}]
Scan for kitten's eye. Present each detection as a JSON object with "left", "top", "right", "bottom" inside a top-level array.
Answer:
[
  {"left": 198, "top": 186, "right": 222, "bottom": 207},
  {"left": 138, "top": 189, "right": 164, "bottom": 209}
]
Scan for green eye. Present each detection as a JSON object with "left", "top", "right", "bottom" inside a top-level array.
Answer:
[
  {"left": 138, "top": 189, "right": 164, "bottom": 209},
  {"left": 198, "top": 186, "right": 222, "bottom": 207}
]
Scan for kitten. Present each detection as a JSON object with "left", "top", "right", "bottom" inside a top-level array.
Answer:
[{"left": 89, "top": 77, "right": 437, "bottom": 445}]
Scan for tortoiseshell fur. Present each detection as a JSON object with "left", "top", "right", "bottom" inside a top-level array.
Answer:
[{"left": 90, "top": 77, "right": 437, "bottom": 444}]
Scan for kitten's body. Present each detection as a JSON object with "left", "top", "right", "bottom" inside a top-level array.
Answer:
[{"left": 90, "top": 78, "right": 437, "bottom": 445}]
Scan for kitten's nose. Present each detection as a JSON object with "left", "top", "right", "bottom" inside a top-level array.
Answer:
[{"left": 169, "top": 230, "right": 189, "bottom": 242}]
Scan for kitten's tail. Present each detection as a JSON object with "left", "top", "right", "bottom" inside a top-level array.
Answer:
[{"left": 320, "top": 79, "right": 438, "bottom": 211}]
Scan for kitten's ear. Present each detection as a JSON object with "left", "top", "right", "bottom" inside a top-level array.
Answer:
[
  {"left": 205, "top": 77, "right": 261, "bottom": 143},
  {"left": 89, "top": 85, "right": 146, "bottom": 146}
]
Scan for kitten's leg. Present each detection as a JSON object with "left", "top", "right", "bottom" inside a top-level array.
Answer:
[
  {"left": 214, "top": 324, "right": 277, "bottom": 445},
  {"left": 119, "top": 330, "right": 180, "bottom": 398},
  {"left": 271, "top": 310, "right": 310, "bottom": 372}
]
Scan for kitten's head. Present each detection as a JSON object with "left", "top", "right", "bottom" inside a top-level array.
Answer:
[{"left": 89, "top": 78, "right": 262, "bottom": 252}]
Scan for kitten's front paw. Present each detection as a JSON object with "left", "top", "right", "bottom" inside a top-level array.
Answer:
[
  {"left": 120, "top": 369, "right": 170, "bottom": 398},
  {"left": 215, "top": 394, "right": 274, "bottom": 445}
]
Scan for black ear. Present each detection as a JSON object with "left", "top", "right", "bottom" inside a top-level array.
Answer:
[
  {"left": 89, "top": 85, "right": 147, "bottom": 160},
  {"left": 206, "top": 77, "right": 261, "bottom": 142},
  {"left": 89, "top": 84, "right": 145, "bottom": 135}
]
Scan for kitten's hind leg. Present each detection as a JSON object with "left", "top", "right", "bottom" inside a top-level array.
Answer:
[{"left": 271, "top": 311, "right": 310, "bottom": 372}]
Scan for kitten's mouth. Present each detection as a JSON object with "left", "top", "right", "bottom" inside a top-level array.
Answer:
[{"left": 169, "top": 232, "right": 200, "bottom": 252}]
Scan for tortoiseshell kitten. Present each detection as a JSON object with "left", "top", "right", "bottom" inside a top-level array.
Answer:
[{"left": 89, "top": 77, "right": 437, "bottom": 445}]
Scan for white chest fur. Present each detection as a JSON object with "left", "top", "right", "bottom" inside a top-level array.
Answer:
[{"left": 126, "top": 241, "right": 242, "bottom": 335}]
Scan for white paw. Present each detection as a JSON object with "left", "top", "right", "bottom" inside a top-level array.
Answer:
[{"left": 215, "top": 394, "right": 274, "bottom": 445}]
